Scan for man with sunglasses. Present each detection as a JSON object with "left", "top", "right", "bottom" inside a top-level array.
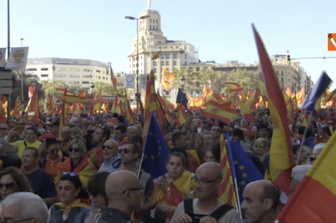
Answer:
[
  {"left": 98, "top": 139, "right": 122, "bottom": 173},
  {"left": 99, "top": 170, "right": 144, "bottom": 223},
  {"left": 171, "top": 162, "right": 241, "bottom": 223}
]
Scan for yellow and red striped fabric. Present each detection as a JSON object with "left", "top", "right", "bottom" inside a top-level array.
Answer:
[
  {"left": 175, "top": 103, "right": 188, "bottom": 126},
  {"left": 160, "top": 68, "right": 175, "bottom": 91},
  {"left": 202, "top": 101, "right": 238, "bottom": 124}
]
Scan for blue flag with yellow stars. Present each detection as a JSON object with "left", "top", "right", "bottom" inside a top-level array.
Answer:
[
  {"left": 141, "top": 112, "right": 170, "bottom": 179},
  {"left": 176, "top": 88, "right": 188, "bottom": 108},
  {"left": 227, "top": 139, "right": 264, "bottom": 203}
]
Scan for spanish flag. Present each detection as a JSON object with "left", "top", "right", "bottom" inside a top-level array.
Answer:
[
  {"left": 277, "top": 131, "right": 336, "bottom": 222},
  {"left": 253, "top": 24, "right": 294, "bottom": 194},
  {"left": 175, "top": 103, "right": 188, "bottom": 126},
  {"left": 202, "top": 101, "right": 238, "bottom": 124}
]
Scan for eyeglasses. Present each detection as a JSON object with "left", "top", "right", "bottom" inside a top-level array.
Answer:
[
  {"left": 121, "top": 187, "right": 144, "bottom": 194},
  {"left": 62, "top": 172, "right": 78, "bottom": 177},
  {"left": 69, "top": 147, "right": 81, "bottom": 153},
  {"left": 103, "top": 145, "right": 114, "bottom": 150},
  {"left": 0, "top": 217, "right": 35, "bottom": 223},
  {"left": 193, "top": 176, "right": 219, "bottom": 186},
  {"left": 309, "top": 157, "right": 317, "bottom": 163},
  {"left": 119, "top": 148, "right": 133, "bottom": 154},
  {"left": 255, "top": 143, "right": 266, "bottom": 148},
  {"left": 0, "top": 182, "right": 16, "bottom": 190}
]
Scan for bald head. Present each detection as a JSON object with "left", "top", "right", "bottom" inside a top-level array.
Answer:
[
  {"left": 196, "top": 162, "right": 223, "bottom": 180},
  {"left": 245, "top": 180, "right": 279, "bottom": 209},
  {"left": 127, "top": 126, "right": 138, "bottom": 140},
  {"left": 105, "top": 170, "right": 141, "bottom": 197}
]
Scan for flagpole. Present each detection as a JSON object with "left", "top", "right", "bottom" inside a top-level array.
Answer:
[
  {"left": 233, "top": 177, "right": 243, "bottom": 220},
  {"left": 137, "top": 153, "right": 144, "bottom": 178},
  {"left": 155, "top": 93, "right": 172, "bottom": 132}
]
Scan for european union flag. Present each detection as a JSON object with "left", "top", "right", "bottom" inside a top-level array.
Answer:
[
  {"left": 141, "top": 113, "right": 170, "bottom": 179},
  {"left": 227, "top": 139, "right": 263, "bottom": 203},
  {"left": 176, "top": 88, "right": 188, "bottom": 108},
  {"left": 302, "top": 71, "right": 332, "bottom": 111}
]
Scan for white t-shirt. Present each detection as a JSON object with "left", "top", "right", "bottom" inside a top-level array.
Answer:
[{"left": 170, "top": 198, "right": 242, "bottom": 223}]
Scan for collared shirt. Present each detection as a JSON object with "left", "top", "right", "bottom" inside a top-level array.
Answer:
[
  {"left": 43, "top": 155, "right": 67, "bottom": 178},
  {"left": 98, "top": 155, "right": 123, "bottom": 173}
]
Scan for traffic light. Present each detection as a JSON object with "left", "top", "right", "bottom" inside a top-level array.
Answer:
[{"left": 286, "top": 54, "right": 291, "bottom": 65}]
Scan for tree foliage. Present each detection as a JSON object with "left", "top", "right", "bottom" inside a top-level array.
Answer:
[
  {"left": 41, "top": 80, "right": 67, "bottom": 98},
  {"left": 92, "top": 82, "right": 124, "bottom": 96}
]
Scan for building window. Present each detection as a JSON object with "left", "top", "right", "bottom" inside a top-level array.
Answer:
[
  {"left": 26, "top": 68, "right": 37, "bottom": 71},
  {"left": 154, "top": 68, "right": 157, "bottom": 73},
  {"left": 173, "top": 61, "right": 177, "bottom": 66},
  {"left": 41, "top": 74, "right": 48, "bottom": 77},
  {"left": 173, "top": 54, "right": 177, "bottom": 59},
  {"left": 157, "top": 41, "right": 161, "bottom": 44},
  {"left": 165, "top": 54, "right": 170, "bottom": 59},
  {"left": 161, "top": 61, "right": 164, "bottom": 66},
  {"left": 156, "top": 19, "right": 158, "bottom": 23},
  {"left": 41, "top": 68, "right": 48, "bottom": 71},
  {"left": 184, "top": 54, "right": 187, "bottom": 59},
  {"left": 160, "top": 54, "right": 165, "bottom": 59},
  {"left": 153, "top": 61, "right": 157, "bottom": 66},
  {"left": 82, "top": 81, "right": 90, "bottom": 84},
  {"left": 96, "top": 70, "right": 101, "bottom": 73},
  {"left": 281, "top": 71, "right": 284, "bottom": 76},
  {"left": 165, "top": 61, "right": 169, "bottom": 66}
]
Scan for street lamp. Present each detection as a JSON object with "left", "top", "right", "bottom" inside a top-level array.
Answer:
[
  {"left": 180, "top": 75, "right": 185, "bottom": 91},
  {"left": 125, "top": 15, "right": 150, "bottom": 106},
  {"left": 20, "top": 38, "right": 24, "bottom": 47}
]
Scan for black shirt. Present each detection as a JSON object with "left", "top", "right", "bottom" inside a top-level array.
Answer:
[
  {"left": 26, "top": 168, "right": 57, "bottom": 199},
  {"left": 98, "top": 207, "right": 132, "bottom": 223}
]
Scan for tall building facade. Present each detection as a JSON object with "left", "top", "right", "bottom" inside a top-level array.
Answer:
[
  {"left": 26, "top": 58, "right": 111, "bottom": 91},
  {"left": 127, "top": 5, "right": 198, "bottom": 99}
]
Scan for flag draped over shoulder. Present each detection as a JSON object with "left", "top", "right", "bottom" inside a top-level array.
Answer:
[
  {"left": 277, "top": 132, "right": 336, "bottom": 222},
  {"left": 141, "top": 113, "right": 170, "bottom": 179},
  {"left": 252, "top": 24, "right": 294, "bottom": 194},
  {"left": 227, "top": 139, "right": 264, "bottom": 203},
  {"left": 301, "top": 72, "right": 332, "bottom": 112}
]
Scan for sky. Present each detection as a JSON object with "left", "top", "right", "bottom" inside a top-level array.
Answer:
[{"left": 1, "top": 0, "right": 335, "bottom": 88}]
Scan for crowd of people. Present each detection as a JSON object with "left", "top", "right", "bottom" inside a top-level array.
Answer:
[{"left": 0, "top": 106, "right": 334, "bottom": 223}]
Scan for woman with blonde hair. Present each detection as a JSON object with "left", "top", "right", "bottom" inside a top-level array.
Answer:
[{"left": 54, "top": 139, "right": 96, "bottom": 188}]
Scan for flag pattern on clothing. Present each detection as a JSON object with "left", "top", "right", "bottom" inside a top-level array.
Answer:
[
  {"left": 202, "top": 101, "right": 238, "bottom": 124},
  {"left": 253, "top": 24, "right": 295, "bottom": 194},
  {"left": 141, "top": 113, "right": 170, "bottom": 179},
  {"left": 227, "top": 139, "right": 264, "bottom": 203},
  {"left": 277, "top": 130, "right": 336, "bottom": 222},
  {"left": 161, "top": 68, "right": 175, "bottom": 91},
  {"left": 175, "top": 103, "right": 188, "bottom": 126},
  {"left": 302, "top": 72, "right": 332, "bottom": 112},
  {"left": 218, "top": 135, "right": 237, "bottom": 207}
]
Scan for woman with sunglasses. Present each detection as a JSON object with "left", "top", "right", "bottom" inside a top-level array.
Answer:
[
  {"left": 0, "top": 167, "right": 32, "bottom": 200},
  {"left": 55, "top": 139, "right": 97, "bottom": 188},
  {"left": 84, "top": 171, "right": 109, "bottom": 223},
  {"left": 49, "top": 173, "right": 90, "bottom": 223}
]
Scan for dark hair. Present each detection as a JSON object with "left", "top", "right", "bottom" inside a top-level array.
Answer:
[
  {"left": 257, "top": 123, "right": 269, "bottom": 131},
  {"left": 130, "top": 135, "right": 143, "bottom": 148},
  {"left": 0, "top": 167, "right": 33, "bottom": 192},
  {"left": 263, "top": 183, "right": 280, "bottom": 210},
  {"left": 0, "top": 154, "right": 22, "bottom": 169},
  {"left": 292, "top": 145, "right": 301, "bottom": 155},
  {"left": 60, "top": 173, "right": 88, "bottom": 200},
  {"left": 87, "top": 172, "right": 109, "bottom": 205},
  {"left": 232, "top": 128, "right": 244, "bottom": 140},
  {"left": 25, "top": 127, "right": 37, "bottom": 135},
  {"left": 123, "top": 141, "right": 141, "bottom": 154},
  {"left": 24, "top": 147, "right": 39, "bottom": 158},
  {"left": 51, "top": 121, "right": 60, "bottom": 127},
  {"left": 115, "top": 125, "right": 127, "bottom": 133},
  {"left": 168, "top": 152, "right": 187, "bottom": 168},
  {"left": 298, "top": 126, "right": 312, "bottom": 138},
  {"left": 96, "top": 126, "right": 111, "bottom": 142},
  {"left": 208, "top": 143, "right": 221, "bottom": 163},
  {"left": 321, "top": 126, "right": 332, "bottom": 136},
  {"left": 46, "top": 138, "right": 60, "bottom": 148},
  {"left": 172, "top": 131, "right": 186, "bottom": 146}
]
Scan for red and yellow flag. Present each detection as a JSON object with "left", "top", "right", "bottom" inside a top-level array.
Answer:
[
  {"left": 175, "top": 103, "right": 188, "bottom": 126},
  {"left": 125, "top": 93, "right": 136, "bottom": 125},
  {"left": 278, "top": 131, "right": 336, "bottom": 222},
  {"left": 202, "top": 101, "right": 239, "bottom": 124},
  {"left": 161, "top": 68, "right": 175, "bottom": 92},
  {"left": 238, "top": 99, "right": 254, "bottom": 124},
  {"left": 12, "top": 96, "right": 23, "bottom": 119},
  {"left": 253, "top": 25, "right": 294, "bottom": 194}
]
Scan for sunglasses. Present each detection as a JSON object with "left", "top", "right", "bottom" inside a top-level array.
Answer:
[
  {"left": 119, "top": 148, "right": 133, "bottom": 154},
  {"left": 255, "top": 144, "right": 266, "bottom": 148},
  {"left": 0, "top": 182, "right": 16, "bottom": 190},
  {"left": 103, "top": 145, "right": 114, "bottom": 150},
  {"left": 62, "top": 172, "right": 78, "bottom": 177},
  {"left": 309, "top": 157, "right": 317, "bottom": 163},
  {"left": 69, "top": 147, "right": 81, "bottom": 153}
]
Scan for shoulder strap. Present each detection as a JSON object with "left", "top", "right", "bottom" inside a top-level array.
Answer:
[
  {"left": 209, "top": 204, "right": 233, "bottom": 220},
  {"left": 183, "top": 199, "right": 194, "bottom": 216},
  {"left": 24, "top": 141, "right": 28, "bottom": 148},
  {"left": 61, "top": 156, "right": 66, "bottom": 162}
]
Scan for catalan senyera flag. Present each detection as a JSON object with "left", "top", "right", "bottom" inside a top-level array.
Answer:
[
  {"left": 91, "top": 88, "right": 102, "bottom": 114},
  {"left": 296, "top": 87, "right": 305, "bottom": 108},
  {"left": 218, "top": 135, "right": 237, "bottom": 208},
  {"left": 25, "top": 87, "right": 40, "bottom": 124},
  {"left": 111, "top": 95, "right": 122, "bottom": 114},
  {"left": 109, "top": 65, "right": 117, "bottom": 90},
  {"left": 253, "top": 24, "right": 294, "bottom": 194},
  {"left": 12, "top": 96, "right": 23, "bottom": 119},
  {"left": 245, "top": 89, "right": 260, "bottom": 111},
  {"left": 175, "top": 103, "right": 188, "bottom": 126},
  {"left": 282, "top": 89, "right": 294, "bottom": 125},
  {"left": 157, "top": 90, "right": 175, "bottom": 110},
  {"left": 202, "top": 101, "right": 239, "bottom": 124},
  {"left": 302, "top": 72, "right": 332, "bottom": 112},
  {"left": 125, "top": 92, "right": 136, "bottom": 125},
  {"left": 161, "top": 68, "right": 175, "bottom": 92},
  {"left": 277, "top": 131, "right": 336, "bottom": 222}
]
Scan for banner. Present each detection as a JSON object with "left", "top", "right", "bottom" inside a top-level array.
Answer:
[
  {"left": 5, "top": 47, "right": 29, "bottom": 72},
  {"left": 124, "top": 73, "right": 135, "bottom": 89},
  {"left": 0, "top": 48, "right": 6, "bottom": 67},
  {"left": 139, "top": 73, "right": 149, "bottom": 89}
]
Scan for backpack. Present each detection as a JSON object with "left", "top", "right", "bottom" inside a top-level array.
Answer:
[{"left": 184, "top": 199, "right": 233, "bottom": 223}]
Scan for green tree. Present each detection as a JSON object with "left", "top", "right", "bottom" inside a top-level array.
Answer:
[
  {"left": 222, "top": 68, "right": 258, "bottom": 93},
  {"left": 41, "top": 80, "right": 67, "bottom": 99},
  {"left": 93, "top": 82, "right": 124, "bottom": 96}
]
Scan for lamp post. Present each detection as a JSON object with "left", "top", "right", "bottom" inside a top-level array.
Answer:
[
  {"left": 20, "top": 38, "right": 24, "bottom": 47},
  {"left": 125, "top": 15, "right": 150, "bottom": 106}
]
